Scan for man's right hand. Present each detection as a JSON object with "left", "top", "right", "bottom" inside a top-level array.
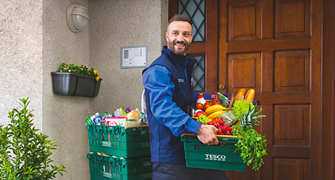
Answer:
[{"left": 196, "top": 124, "right": 218, "bottom": 146}]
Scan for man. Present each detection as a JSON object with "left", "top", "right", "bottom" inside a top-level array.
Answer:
[{"left": 142, "top": 14, "right": 230, "bottom": 180}]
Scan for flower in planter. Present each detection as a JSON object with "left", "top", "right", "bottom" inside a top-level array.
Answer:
[{"left": 57, "top": 63, "right": 100, "bottom": 81}]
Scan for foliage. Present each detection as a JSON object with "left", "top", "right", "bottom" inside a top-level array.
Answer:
[
  {"left": 57, "top": 63, "right": 100, "bottom": 81},
  {"left": 239, "top": 103, "right": 265, "bottom": 131},
  {"left": 232, "top": 100, "right": 254, "bottom": 120},
  {"left": 233, "top": 124, "right": 268, "bottom": 171},
  {"left": 232, "top": 100, "right": 267, "bottom": 171},
  {"left": 0, "top": 98, "right": 66, "bottom": 180}
]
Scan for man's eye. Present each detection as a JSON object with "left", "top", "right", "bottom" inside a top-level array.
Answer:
[
  {"left": 173, "top": 32, "right": 178, "bottom": 35},
  {"left": 184, "top": 34, "right": 189, "bottom": 37}
]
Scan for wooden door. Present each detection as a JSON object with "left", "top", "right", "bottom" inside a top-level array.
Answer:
[
  {"left": 169, "top": 0, "right": 331, "bottom": 179},
  {"left": 218, "top": 0, "right": 322, "bottom": 179}
]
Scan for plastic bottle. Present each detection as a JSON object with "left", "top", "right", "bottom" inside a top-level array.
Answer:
[
  {"left": 197, "top": 93, "right": 206, "bottom": 105},
  {"left": 93, "top": 112, "right": 102, "bottom": 125},
  {"left": 85, "top": 114, "right": 94, "bottom": 125}
]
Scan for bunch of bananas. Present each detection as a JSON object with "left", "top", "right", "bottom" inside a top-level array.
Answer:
[{"left": 205, "top": 104, "right": 226, "bottom": 120}]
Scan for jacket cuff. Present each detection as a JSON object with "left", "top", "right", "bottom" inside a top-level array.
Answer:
[
  {"left": 185, "top": 119, "right": 202, "bottom": 135},
  {"left": 203, "top": 93, "right": 212, "bottom": 100}
]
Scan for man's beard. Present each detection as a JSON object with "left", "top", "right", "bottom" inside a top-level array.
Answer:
[{"left": 167, "top": 39, "right": 190, "bottom": 55}]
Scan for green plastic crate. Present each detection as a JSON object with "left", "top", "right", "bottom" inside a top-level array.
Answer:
[
  {"left": 181, "top": 134, "right": 246, "bottom": 172},
  {"left": 87, "top": 153, "right": 153, "bottom": 180},
  {"left": 86, "top": 124, "right": 150, "bottom": 158}
]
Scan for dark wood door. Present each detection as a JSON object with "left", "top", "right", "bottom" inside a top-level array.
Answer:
[{"left": 169, "top": 0, "right": 333, "bottom": 179}]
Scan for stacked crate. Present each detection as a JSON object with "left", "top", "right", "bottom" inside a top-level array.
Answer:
[{"left": 86, "top": 124, "right": 152, "bottom": 180}]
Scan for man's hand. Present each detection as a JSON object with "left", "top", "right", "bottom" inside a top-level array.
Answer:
[{"left": 197, "top": 124, "right": 218, "bottom": 145}]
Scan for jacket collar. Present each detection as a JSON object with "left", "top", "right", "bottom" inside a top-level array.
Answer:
[{"left": 162, "top": 46, "right": 196, "bottom": 67}]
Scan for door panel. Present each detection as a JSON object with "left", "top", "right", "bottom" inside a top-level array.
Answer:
[
  {"left": 228, "top": 1, "right": 261, "bottom": 41},
  {"left": 275, "top": 0, "right": 310, "bottom": 39},
  {"left": 228, "top": 53, "right": 261, "bottom": 92}
]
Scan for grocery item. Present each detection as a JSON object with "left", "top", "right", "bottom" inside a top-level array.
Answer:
[
  {"left": 114, "top": 107, "right": 126, "bottom": 117},
  {"left": 245, "top": 89, "right": 255, "bottom": 102},
  {"left": 85, "top": 114, "right": 94, "bottom": 124},
  {"left": 235, "top": 88, "right": 246, "bottom": 102},
  {"left": 220, "top": 110, "right": 238, "bottom": 126},
  {"left": 205, "top": 104, "right": 226, "bottom": 116},
  {"left": 196, "top": 93, "right": 206, "bottom": 105},
  {"left": 207, "top": 110, "right": 225, "bottom": 120},
  {"left": 93, "top": 112, "right": 102, "bottom": 125}
]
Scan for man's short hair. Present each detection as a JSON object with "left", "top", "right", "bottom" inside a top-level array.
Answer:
[{"left": 167, "top": 14, "right": 193, "bottom": 32}]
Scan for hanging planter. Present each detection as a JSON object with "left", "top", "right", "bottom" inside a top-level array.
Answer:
[{"left": 51, "top": 63, "right": 102, "bottom": 98}]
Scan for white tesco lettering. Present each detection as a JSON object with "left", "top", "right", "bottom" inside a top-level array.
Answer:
[
  {"left": 205, "top": 154, "right": 227, "bottom": 161},
  {"left": 103, "top": 172, "right": 111, "bottom": 178},
  {"left": 141, "top": 173, "right": 153, "bottom": 179},
  {"left": 102, "top": 141, "right": 111, "bottom": 147},
  {"left": 140, "top": 142, "right": 150, "bottom": 148}
]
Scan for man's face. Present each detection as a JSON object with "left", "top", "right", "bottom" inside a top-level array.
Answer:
[{"left": 166, "top": 21, "right": 193, "bottom": 55}]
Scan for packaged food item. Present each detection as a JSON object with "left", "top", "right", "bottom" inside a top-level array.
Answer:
[
  {"left": 114, "top": 108, "right": 126, "bottom": 117},
  {"left": 125, "top": 108, "right": 131, "bottom": 114},
  {"left": 104, "top": 116, "right": 121, "bottom": 126},
  {"left": 118, "top": 117, "right": 140, "bottom": 127},
  {"left": 220, "top": 110, "right": 238, "bottom": 126},
  {"left": 126, "top": 110, "right": 139, "bottom": 121},
  {"left": 197, "top": 93, "right": 206, "bottom": 105},
  {"left": 85, "top": 114, "right": 94, "bottom": 124},
  {"left": 93, "top": 112, "right": 102, "bottom": 125}
]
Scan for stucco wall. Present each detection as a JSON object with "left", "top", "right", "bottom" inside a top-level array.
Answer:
[
  {"left": 0, "top": 1, "right": 43, "bottom": 128},
  {"left": 89, "top": 0, "right": 168, "bottom": 113},
  {"left": 42, "top": 0, "right": 90, "bottom": 179}
]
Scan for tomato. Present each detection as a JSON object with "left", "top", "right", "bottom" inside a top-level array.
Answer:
[
  {"left": 203, "top": 103, "right": 211, "bottom": 111},
  {"left": 194, "top": 111, "right": 206, "bottom": 117},
  {"left": 195, "top": 102, "right": 203, "bottom": 110},
  {"left": 211, "top": 100, "right": 221, "bottom": 105}
]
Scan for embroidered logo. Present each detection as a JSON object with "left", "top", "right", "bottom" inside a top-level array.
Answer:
[{"left": 178, "top": 79, "right": 184, "bottom": 82}]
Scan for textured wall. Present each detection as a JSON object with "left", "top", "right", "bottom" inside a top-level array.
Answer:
[
  {"left": 0, "top": 0, "right": 168, "bottom": 179},
  {"left": 89, "top": 0, "right": 168, "bottom": 113},
  {"left": 0, "top": 1, "right": 43, "bottom": 128},
  {"left": 42, "top": 0, "right": 90, "bottom": 179}
]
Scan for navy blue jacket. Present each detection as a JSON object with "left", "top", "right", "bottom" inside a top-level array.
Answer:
[{"left": 142, "top": 46, "right": 202, "bottom": 164}]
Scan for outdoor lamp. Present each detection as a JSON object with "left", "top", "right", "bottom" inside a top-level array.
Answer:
[{"left": 67, "top": 4, "right": 89, "bottom": 33}]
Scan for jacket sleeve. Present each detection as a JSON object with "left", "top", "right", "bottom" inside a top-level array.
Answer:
[{"left": 142, "top": 65, "right": 202, "bottom": 136}]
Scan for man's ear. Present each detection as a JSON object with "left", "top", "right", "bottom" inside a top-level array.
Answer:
[{"left": 165, "top": 32, "right": 169, "bottom": 41}]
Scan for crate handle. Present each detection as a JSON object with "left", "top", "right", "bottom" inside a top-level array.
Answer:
[
  {"left": 114, "top": 158, "right": 122, "bottom": 167},
  {"left": 113, "top": 126, "right": 124, "bottom": 135}
]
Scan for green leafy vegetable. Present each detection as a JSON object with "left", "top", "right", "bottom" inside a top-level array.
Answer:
[
  {"left": 232, "top": 100, "right": 267, "bottom": 171},
  {"left": 233, "top": 123, "right": 267, "bottom": 171},
  {"left": 232, "top": 100, "right": 254, "bottom": 120}
]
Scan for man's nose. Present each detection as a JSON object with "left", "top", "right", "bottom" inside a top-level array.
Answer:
[{"left": 176, "top": 34, "right": 184, "bottom": 42}]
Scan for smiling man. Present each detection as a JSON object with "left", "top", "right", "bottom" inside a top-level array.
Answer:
[{"left": 142, "top": 14, "right": 230, "bottom": 180}]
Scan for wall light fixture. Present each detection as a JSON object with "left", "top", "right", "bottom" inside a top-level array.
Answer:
[{"left": 67, "top": 4, "right": 89, "bottom": 33}]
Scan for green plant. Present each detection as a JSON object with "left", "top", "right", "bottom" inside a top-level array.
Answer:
[
  {"left": 233, "top": 124, "right": 267, "bottom": 171},
  {"left": 0, "top": 98, "right": 66, "bottom": 179},
  {"left": 57, "top": 63, "right": 100, "bottom": 81},
  {"left": 232, "top": 100, "right": 267, "bottom": 171}
]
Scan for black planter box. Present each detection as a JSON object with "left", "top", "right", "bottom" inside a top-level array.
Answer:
[{"left": 51, "top": 72, "right": 102, "bottom": 97}]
